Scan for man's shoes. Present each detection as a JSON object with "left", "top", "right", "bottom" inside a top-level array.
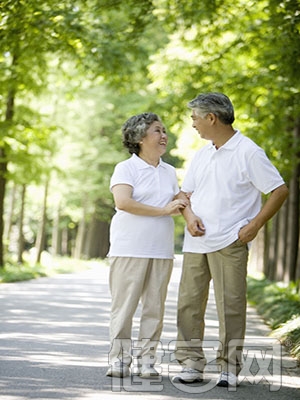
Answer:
[
  {"left": 106, "top": 361, "right": 130, "bottom": 378},
  {"left": 172, "top": 367, "right": 203, "bottom": 383},
  {"left": 216, "top": 371, "right": 238, "bottom": 387},
  {"left": 132, "top": 365, "right": 159, "bottom": 379}
]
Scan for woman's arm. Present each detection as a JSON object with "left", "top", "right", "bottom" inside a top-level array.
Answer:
[{"left": 112, "top": 184, "right": 188, "bottom": 216}]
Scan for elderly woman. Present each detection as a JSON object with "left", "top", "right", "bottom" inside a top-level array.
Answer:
[{"left": 106, "top": 112, "right": 187, "bottom": 379}]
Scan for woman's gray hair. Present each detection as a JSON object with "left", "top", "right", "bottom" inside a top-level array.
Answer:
[
  {"left": 122, "top": 112, "right": 162, "bottom": 155},
  {"left": 188, "top": 92, "right": 235, "bottom": 125}
]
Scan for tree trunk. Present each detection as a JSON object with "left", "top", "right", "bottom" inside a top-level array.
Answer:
[
  {"left": 276, "top": 201, "right": 289, "bottom": 281},
  {"left": 0, "top": 155, "right": 7, "bottom": 268},
  {"left": 4, "top": 182, "right": 17, "bottom": 251},
  {"left": 0, "top": 87, "right": 16, "bottom": 267},
  {"left": 61, "top": 227, "right": 69, "bottom": 256},
  {"left": 74, "top": 198, "right": 88, "bottom": 259},
  {"left": 296, "top": 233, "right": 300, "bottom": 288},
  {"left": 51, "top": 206, "right": 62, "bottom": 256},
  {"left": 285, "top": 173, "right": 299, "bottom": 281},
  {"left": 74, "top": 219, "right": 86, "bottom": 259},
  {"left": 263, "top": 221, "right": 270, "bottom": 278},
  {"left": 285, "top": 121, "right": 300, "bottom": 282},
  {"left": 17, "top": 185, "right": 26, "bottom": 263},
  {"left": 267, "top": 214, "right": 279, "bottom": 281},
  {"left": 35, "top": 180, "right": 49, "bottom": 264},
  {"left": 83, "top": 214, "right": 109, "bottom": 259}
]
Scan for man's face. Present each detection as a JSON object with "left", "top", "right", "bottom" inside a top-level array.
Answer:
[{"left": 191, "top": 110, "right": 212, "bottom": 139}]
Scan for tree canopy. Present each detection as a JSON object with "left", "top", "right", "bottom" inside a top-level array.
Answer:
[{"left": 0, "top": 0, "right": 299, "bottom": 281}]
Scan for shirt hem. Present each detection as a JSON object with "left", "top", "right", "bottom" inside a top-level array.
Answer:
[
  {"left": 182, "top": 235, "right": 240, "bottom": 254},
  {"left": 107, "top": 254, "right": 175, "bottom": 259}
]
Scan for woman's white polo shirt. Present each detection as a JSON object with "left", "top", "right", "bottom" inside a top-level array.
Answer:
[{"left": 108, "top": 154, "right": 179, "bottom": 259}]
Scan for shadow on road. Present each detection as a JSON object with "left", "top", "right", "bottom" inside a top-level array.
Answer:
[{"left": 0, "top": 262, "right": 299, "bottom": 399}]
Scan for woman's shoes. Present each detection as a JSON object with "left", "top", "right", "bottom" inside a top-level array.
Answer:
[
  {"left": 107, "top": 363, "right": 159, "bottom": 379},
  {"left": 132, "top": 365, "right": 160, "bottom": 378},
  {"left": 106, "top": 361, "right": 130, "bottom": 378}
]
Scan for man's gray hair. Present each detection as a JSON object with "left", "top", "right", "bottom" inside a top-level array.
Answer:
[
  {"left": 188, "top": 92, "right": 235, "bottom": 125},
  {"left": 122, "top": 112, "right": 161, "bottom": 155}
]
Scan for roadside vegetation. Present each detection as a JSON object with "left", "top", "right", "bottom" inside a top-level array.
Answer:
[
  {"left": 247, "top": 276, "right": 300, "bottom": 363},
  {"left": 0, "top": 253, "right": 107, "bottom": 283}
]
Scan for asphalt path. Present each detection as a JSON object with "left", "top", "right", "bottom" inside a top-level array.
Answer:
[{"left": 0, "top": 256, "right": 299, "bottom": 400}]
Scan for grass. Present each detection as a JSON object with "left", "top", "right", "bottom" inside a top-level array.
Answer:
[
  {"left": 0, "top": 252, "right": 108, "bottom": 283},
  {"left": 247, "top": 275, "right": 300, "bottom": 362},
  {"left": 0, "top": 261, "right": 48, "bottom": 282}
]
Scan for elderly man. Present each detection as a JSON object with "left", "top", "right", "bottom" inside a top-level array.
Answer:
[{"left": 173, "top": 92, "right": 288, "bottom": 387}]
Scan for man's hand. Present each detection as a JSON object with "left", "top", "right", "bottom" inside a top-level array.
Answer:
[
  {"left": 175, "top": 190, "right": 205, "bottom": 236},
  {"left": 186, "top": 214, "right": 206, "bottom": 237},
  {"left": 238, "top": 221, "right": 260, "bottom": 243}
]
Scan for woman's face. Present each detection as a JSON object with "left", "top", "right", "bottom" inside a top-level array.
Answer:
[{"left": 140, "top": 120, "right": 168, "bottom": 156}]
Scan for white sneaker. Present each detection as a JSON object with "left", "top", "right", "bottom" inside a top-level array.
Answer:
[
  {"left": 172, "top": 367, "right": 203, "bottom": 383},
  {"left": 216, "top": 372, "right": 238, "bottom": 387},
  {"left": 132, "top": 365, "right": 159, "bottom": 378},
  {"left": 106, "top": 361, "right": 130, "bottom": 378},
  {"left": 139, "top": 365, "right": 159, "bottom": 379},
  {"left": 131, "top": 366, "right": 141, "bottom": 376}
]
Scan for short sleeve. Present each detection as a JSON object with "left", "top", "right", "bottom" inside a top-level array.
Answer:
[
  {"left": 110, "top": 162, "right": 134, "bottom": 191},
  {"left": 181, "top": 157, "right": 196, "bottom": 193},
  {"left": 247, "top": 149, "right": 285, "bottom": 194}
]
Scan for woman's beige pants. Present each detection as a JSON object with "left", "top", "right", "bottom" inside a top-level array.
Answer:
[{"left": 108, "top": 257, "right": 173, "bottom": 367}]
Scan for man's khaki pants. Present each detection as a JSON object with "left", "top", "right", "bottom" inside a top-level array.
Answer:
[
  {"left": 108, "top": 257, "right": 173, "bottom": 367},
  {"left": 175, "top": 240, "right": 249, "bottom": 375}
]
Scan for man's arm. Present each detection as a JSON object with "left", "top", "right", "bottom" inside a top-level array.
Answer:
[
  {"left": 176, "top": 191, "right": 206, "bottom": 237},
  {"left": 239, "top": 183, "right": 289, "bottom": 243}
]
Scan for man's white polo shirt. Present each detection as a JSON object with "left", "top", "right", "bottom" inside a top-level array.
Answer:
[
  {"left": 182, "top": 130, "right": 285, "bottom": 253},
  {"left": 108, "top": 154, "right": 179, "bottom": 259}
]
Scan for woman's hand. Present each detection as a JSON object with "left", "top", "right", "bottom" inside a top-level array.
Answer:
[
  {"left": 163, "top": 199, "right": 189, "bottom": 216},
  {"left": 112, "top": 184, "right": 189, "bottom": 217}
]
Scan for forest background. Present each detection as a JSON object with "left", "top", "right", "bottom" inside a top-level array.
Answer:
[{"left": 0, "top": 0, "right": 299, "bottom": 288}]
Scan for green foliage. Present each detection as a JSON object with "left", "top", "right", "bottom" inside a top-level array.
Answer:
[
  {"left": 148, "top": 0, "right": 300, "bottom": 181},
  {"left": 247, "top": 276, "right": 300, "bottom": 361},
  {"left": 0, "top": 255, "right": 104, "bottom": 283},
  {"left": 247, "top": 276, "right": 300, "bottom": 329},
  {"left": 173, "top": 214, "right": 185, "bottom": 253},
  {"left": 0, "top": 0, "right": 299, "bottom": 268},
  {"left": 0, "top": 260, "right": 47, "bottom": 282},
  {"left": 272, "top": 316, "right": 300, "bottom": 361}
]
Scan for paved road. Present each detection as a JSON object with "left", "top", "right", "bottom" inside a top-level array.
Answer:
[{"left": 0, "top": 256, "right": 299, "bottom": 400}]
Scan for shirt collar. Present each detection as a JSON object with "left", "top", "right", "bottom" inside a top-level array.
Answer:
[
  {"left": 209, "top": 129, "right": 242, "bottom": 151},
  {"left": 131, "top": 153, "right": 165, "bottom": 169}
]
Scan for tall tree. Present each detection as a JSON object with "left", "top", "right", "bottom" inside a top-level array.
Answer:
[
  {"left": 146, "top": 0, "right": 300, "bottom": 281},
  {"left": 0, "top": 0, "right": 166, "bottom": 266}
]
